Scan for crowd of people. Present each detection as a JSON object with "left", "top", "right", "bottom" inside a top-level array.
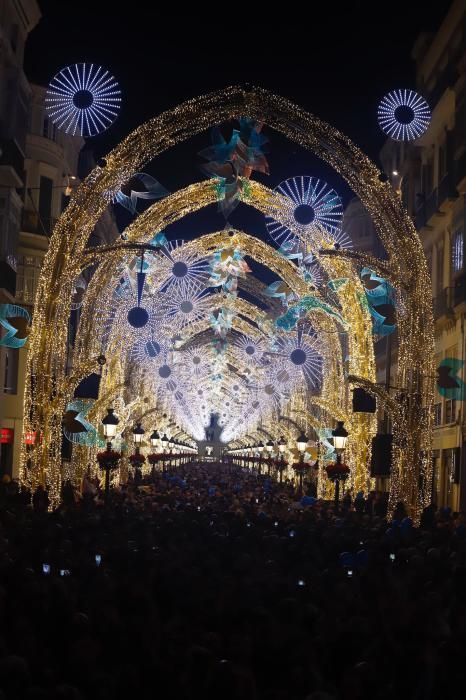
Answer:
[{"left": 0, "top": 463, "right": 465, "bottom": 699}]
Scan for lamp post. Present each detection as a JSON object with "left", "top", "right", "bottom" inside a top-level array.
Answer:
[
  {"left": 257, "top": 441, "right": 264, "bottom": 475},
  {"left": 277, "top": 437, "right": 286, "bottom": 483},
  {"left": 148, "top": 429, "right": 160, "bottom": 476},
  {"left": 295, "top": 432, "right": 309, "bottom": 495},
  {"left": 131, "top": 422, "right": 145, "bottom": 477},
  {"left": 101, "top": 408, "right": 120, "bottom": 501},
  {"left": 161, "top": 433, "right": 169, "bottom": 472},
  {"left": 266, "top": 440, "right": 274, "bottom": 475},
  {"left": 329, "top": 421, "right": 349, "bottom": 511}
]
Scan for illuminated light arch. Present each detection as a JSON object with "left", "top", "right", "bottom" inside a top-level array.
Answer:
[{"left": 23, "top": 86, "right": 434, "bottom": 520}]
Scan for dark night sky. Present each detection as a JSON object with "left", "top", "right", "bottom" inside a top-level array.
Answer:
[{"left": 24, "top": 1, "right": 454, "bottom": 246}]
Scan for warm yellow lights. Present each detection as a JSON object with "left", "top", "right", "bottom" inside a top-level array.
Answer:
[{"left": 20, "top": 86, "right": 434, "bottom": 522}]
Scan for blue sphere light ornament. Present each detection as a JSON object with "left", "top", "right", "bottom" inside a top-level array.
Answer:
[
  {"left": 266, "top": 176, "right": 344, "bottom": 250},
  {"left": 378, "top": 90, "right": 431, "bottom": 141},
  {"left": 45, "top": 63, "right": 121, "bottom": 137},
  {"left": 127, "top": 306, "right": 149, "bottom": 328}
]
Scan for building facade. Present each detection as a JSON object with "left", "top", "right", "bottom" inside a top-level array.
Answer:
[
  {"left": 379, "top": 0, "right": 466, "bottom": 510},
  {"left": 0, "top": 2, "right": 119, "bottom": 477}
]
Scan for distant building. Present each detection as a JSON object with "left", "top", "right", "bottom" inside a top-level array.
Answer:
[
  {"left": 0, "top": 8, "right": 120, "bottom": 476},
  {"left": 379, "top": 0, "right": 466, "bottom": 509}
]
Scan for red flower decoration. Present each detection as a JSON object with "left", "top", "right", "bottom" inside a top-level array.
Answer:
[
  {"left": 129, "top": 453, "right": 146, "bottom": 465},
  {"left": 325, "top": 462, "right": 350, "bottom": 481},
  {"left": 96, "top": 450, "right": 121, "bottom": 468}
]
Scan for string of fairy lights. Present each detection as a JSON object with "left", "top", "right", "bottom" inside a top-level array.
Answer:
[{"left": 21, "top": 86, "right": 434, "bottom": 521}]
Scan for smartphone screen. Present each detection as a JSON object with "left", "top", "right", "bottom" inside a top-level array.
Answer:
[
  {"left": 95, "top": 554, "right": 102, "bottom": 566},
  {"left": 42, "top": 563, "right": 50, "bottom": 575}
]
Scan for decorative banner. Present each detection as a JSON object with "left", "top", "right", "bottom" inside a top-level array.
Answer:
[
  {"left": 63, "top": 399, "right": 105, "bottom": 447},
  {"left": 0, "top": 304, "right": 30, "bottom": 348},
  {"left": 360, "top": 268, "right": 396, "bottom": 336},
  {"left": 210, "top": 307, "right": 235, "bottom": 338},
  {"left": 114, "top": 173, "right": 169, "bottom": 214},
  {"left": 275, "top": 295, "right": 345, "bottom": 331},
  {"left": 208, "top": 247, "right": 250, "bottom": 295},
  {"left": 437, "top": 358, "right": 466, "bottom": 400},
  {"left": 264, "top": 280, "right": 296, "bottom": 305},
  {"left": 199, "top": 118, "right": 269, "bottom": 217}
]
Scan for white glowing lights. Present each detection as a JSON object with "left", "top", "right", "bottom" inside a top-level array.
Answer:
[
  {"left": 272, "top": 326, "right": 323, "bottom": 388},
  {"left": 157, "top": 283, "right": 210, "bottom": 331},
  {"left": 45, "top": 63, "right": 121, "bottom": 137},
  {"left": 378, "top": 90, "right": 431, "bottom": 141},
  {"left": 155, "top": 240, "right": 210, "bottom": 293},
  {"left": 266, "top": 176, "right": 343, "bottom": 249}
]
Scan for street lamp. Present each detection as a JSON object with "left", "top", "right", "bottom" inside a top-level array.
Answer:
[
  {"left": 296, "top": 432, "right": 308, "bottom": 455},
  {"left": 102, "top": 408, "right": 119, "bottom": 449},
  {"left": 266, "top": 440, "right": 274, "bottom": 474},
  {"left": 161, "top": 433, "right": 169, "bottom": 471},
  {"left": 328, "top": 421, "right": 350, "bottom": 511},
  {"left": 295, "top": 432, "right": 309, "bottom": 495},
  {"left": 132, "top": 422, "right": 145, "bottom": 453},
  {"left": 277, "top": 437, "right": 286, "bottom": 483},
  {"left": 100, "top": 408, "right": 120, "bottom": 500},
  {"left": 332, "top": 421, "right": 348, "bottom": 455},
  {"left": 257, "top": 441, "right": 264, "bottom": 475},
  {"left": 150, "top": 429, "right": 160, "bottom": 450}
]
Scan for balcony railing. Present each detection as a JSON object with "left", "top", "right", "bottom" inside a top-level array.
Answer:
[
  {"left": 455, "top": 151, "right": 466, "bottom": 189},
  {"left": 438, "top": 173, "right": 457, "bottom": 206},
  {"left": 433, "top": 282, "right": 466, "bottom": 319},
  {"left": 21, "top": 210, "right": 56, "bottom": 236}
]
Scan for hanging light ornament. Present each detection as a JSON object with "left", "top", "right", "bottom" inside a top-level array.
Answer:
[
  {"left": 265, "top": 176, "right": 344, "bottom": 250},
  {"left": 45, "top": 63, "right": 121, "bottom": 137},
  {"left": 378, "top": 89, "right": 431, "bottom": 141}
]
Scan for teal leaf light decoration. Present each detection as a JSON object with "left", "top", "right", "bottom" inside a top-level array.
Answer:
[{"left": 0, "top": 304, "right": 30, "bottom": 348}]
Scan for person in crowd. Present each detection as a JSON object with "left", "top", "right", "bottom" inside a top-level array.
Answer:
[{"left": 0, "top": 461, "right": 463, "bottom": 699}]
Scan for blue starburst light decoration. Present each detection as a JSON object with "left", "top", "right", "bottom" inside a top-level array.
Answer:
[
  {"left": 45, "top": 63, "right": 121, "bottom": 137},
  {"left": 377, "top": 90, "right": 431, "bottom": 141},
  {"left": 266, "top": 176, "right": 344, "bottom": 250}
]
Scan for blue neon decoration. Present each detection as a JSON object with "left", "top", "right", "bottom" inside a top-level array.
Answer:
[
  {"left": 378, "top": 90, "right": 431, "bottom": 141},
  {"left": 436, "top": 358, "right": 466, "bottom": 401},
  {"left": 45, "top": 63, "right": 121, "bottom": 137},
  {"left": 63, "top": 399, "right": 105, "bottom": 447},
  {"left": 0, "top": 304, "right": 30, "bottom": 348},
  {"left": 114, "top": 173, "right": 168, "bottom": 214},
  {"left": 360, "top": 268, "right": 396, "bottom": 337},
  {"left": 266, "top": 176, "right": 344, "bottom": 249}
]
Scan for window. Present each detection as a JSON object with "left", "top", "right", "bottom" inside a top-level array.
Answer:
[
  {"left": 422, "top": 160, "right": 433, "bottom": 195},
  {"left": 2, "top": 349, "right": 18, "bottom": 394},
  {"left": 445, "top": 398, "right": 456, "bottom": 424},
  {"left": 452, "top": 230, "right": 464, "bottom": 274},
  {"left": 16, "top": 255, "right": 41, "bottom": 304},
  {"left": 42, "top": 118, "right": 49, "bottom": 138},
  {"left": 436, "top": 245, "right": 444, "bottom": 293},
  {"left": 438, "top": 140, "right": 447, "bottom": 182},
  {"left": 39, "top": 176, "right": 53, "bottom": 234},
  {"left": 433, "top": 403, "right": 442, "bottom": 426}
]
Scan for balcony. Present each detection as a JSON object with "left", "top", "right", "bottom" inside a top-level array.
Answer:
[
  {"left": 21, "top": 210, "right": 56, "bottom": 236},
  {"left": 438, "top": 173, "right": 458, "bottom": 208},
  {"left": 433, "top": 288, "right": 450, "bottom": 319},
  {"left": 0, "top": 138, "right": 24, "bottom": 186},
  {"left": 415, "top": 203, "right": 427, "bottom": 230},
  {"left": 456, "top": 151, "right": 466, "bottom": 193},
  {"left": 433, "top": 282, "right": 466, "bottom": 320}
]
